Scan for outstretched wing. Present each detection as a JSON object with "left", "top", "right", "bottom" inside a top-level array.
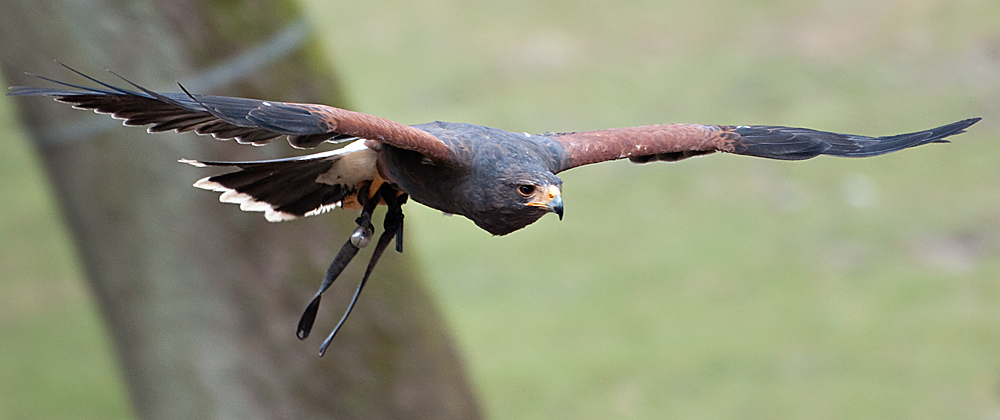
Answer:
[
  {"left": 550, "top": 118, "right": 980, "bottom": 172},
  {"left": 181, "top": 140, "right": 380, "bottom": 222},
  {"left": 7, "top": 64, "right": 452, "bottom": 160}
]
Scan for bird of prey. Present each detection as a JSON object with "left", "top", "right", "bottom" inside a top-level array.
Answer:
[{"left": 9, "top": 65, "right": 980, "bottom": 355}]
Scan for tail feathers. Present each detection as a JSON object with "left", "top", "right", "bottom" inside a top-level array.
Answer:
[
  {"left": 181, "top": 144, "right": 378, "bottom": 221},
  {"left": 730, "top": 118, "right": 980, "bottom": 160}
]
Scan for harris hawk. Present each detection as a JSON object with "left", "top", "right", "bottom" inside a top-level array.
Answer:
[{"left": 8, "top": 65, "right": 980, "bottom": 355}]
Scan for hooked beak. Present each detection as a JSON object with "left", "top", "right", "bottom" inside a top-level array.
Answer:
[
  {"left": 549, "top": 193, "right": 564, "bottom": 220},
  {"left": 528, "top": 185, "right": 563, "bottom": 220}
]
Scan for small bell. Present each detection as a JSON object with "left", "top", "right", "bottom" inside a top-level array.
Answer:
[{"left": 350, "top": 224, "right": 374, "bottom": 248}]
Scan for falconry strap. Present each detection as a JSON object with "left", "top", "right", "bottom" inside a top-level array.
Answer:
[{"left": 295, "top": 184, "right": 406, "bottom": 355}]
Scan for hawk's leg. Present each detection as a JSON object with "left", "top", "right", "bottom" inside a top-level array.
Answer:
[
  {"left": 316, "top": 189, "right": 405, "bottom": 355},
  {"left": 294, "top": 183, "right": 407, "bottom": 356},
  {"left": 295, "top": 184, "right": 379, "bottom": 341}
]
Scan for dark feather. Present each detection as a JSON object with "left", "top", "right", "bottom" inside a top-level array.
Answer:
[
  {"left": 183, "top": 145, "right": 377, "bottom": 221},
  {"left": 9, "top": 65, "right": 455, "bottom": 159},
  {"left": 8, "top": 64, "right": 356, "bottom": 148},
  {"left": 729, "top": 118, "right": 980, "bottom": 160}
]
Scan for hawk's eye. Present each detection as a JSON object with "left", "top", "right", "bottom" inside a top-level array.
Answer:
[{"left": 517, "top": 184, "right": 536, "bottom": 196}]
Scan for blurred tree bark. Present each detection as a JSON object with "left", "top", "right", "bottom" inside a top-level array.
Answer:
[{"left": 0, "top": 0, "right": 482, "bottom": 419}]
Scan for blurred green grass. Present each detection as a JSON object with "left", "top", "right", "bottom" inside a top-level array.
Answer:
[{"left": 2, "top": 0, "right": 999, "bottom": 419}]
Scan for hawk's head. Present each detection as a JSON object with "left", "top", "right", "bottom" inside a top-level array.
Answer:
[
  {"left": 461, "top": 163, "right": 563, "bottom": 236},
  {"left": 380, "top": 121, "right": 567, "bottom": 236}
]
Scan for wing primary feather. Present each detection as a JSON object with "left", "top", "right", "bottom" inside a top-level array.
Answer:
[
  {"left": 175, "top": 81, "right": 250, "bottom": 127},
  {"left": 10, "top": 66, "right": 458, "bottom": 161},
  {"left": 7, "top": 66, "right": 360, "bottom": 148},
  {"left": 730, "top": 118, "right": 980, "bottom": 160},
  {"left": 105, "top": 69, "right": 185, "bottom": 105},
  {"left": 55, "top": 62, "right": 142, "bottom": 96}
]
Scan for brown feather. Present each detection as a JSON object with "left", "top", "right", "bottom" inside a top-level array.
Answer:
[
  {"left": 550, "top": 124, "right": 737, "bottom": 171},
  {"left": 296, "top": 106, "right": 453, "bottom": 161}
]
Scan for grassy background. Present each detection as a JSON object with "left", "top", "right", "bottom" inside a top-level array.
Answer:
[{"left": 2, "top": 0, "right": 999, "bottom": 418}]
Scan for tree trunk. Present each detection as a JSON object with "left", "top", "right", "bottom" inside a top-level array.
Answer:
[{"left": 0, "top": 1, "right": 483, "bottom": 419}]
